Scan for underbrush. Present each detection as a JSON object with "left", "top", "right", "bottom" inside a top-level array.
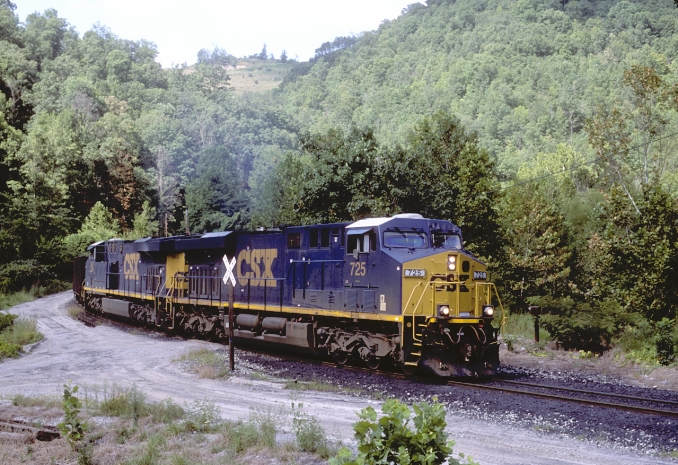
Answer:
[
  {"left": 1, "top": 385, "right": 343, "bottom": 465},
  {"left": 0, "top": 312, "right": 43, "bottom": 359},
  {"left": 0, "top": 283, "right": 71, "bottom": 311}
]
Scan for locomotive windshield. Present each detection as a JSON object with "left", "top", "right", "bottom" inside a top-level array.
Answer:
[
  {"left": 383, "top": 229, "right": 428, "bottom": 248},
  {"left": 431, "top": 232, "right": 462, "bottom": 249}
]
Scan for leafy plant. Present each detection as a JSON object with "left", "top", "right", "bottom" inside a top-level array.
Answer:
[
  {"left": 333, "top": 397, "right": 476, "bottom": 465},
  {"left": 57, "top": 383, "right": 92, "bottom": 465}
]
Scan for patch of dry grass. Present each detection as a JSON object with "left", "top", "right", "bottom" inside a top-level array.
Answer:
[
  {"left": 0, "top": 390, "right": 334, "bottom": 465},
  {"left": 66, "top": 301, "right": 84, "bottom": 319},
  {"left": 175, "top": 347, "right": 229, "bottom": 379}
]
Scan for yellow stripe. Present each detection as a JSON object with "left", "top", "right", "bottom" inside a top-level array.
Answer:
[
  {"left": 82, "top": 286, "right": 402, "bottom": 323},
  {"left": 84, "top": 287, "right": 154, "bottom": 301}
]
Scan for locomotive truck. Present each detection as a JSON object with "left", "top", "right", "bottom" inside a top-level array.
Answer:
[{"left": 73, "top": 214, "right": 504, "bottom": 377}]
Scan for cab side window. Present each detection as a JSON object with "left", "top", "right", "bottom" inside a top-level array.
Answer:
[{"left": 347, "top": 231, "right": 376, "bottom": 254}]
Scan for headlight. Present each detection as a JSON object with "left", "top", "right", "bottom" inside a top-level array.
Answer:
[
  {"left": 447, "top": 255, "right": 456, "bottom": 271},
  {"left": 438, "top": 305, "right": 450, "bottom": 317},
  {"left": 483, "top": 305, "right": 494, "bottom": 317}
]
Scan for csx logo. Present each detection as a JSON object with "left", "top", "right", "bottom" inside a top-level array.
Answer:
[
  {"left": 124, "top": 253, "right": 140, "bottom": 280},
  {"left": 237, "top": 249, "right": 277, "bottom": 287}
]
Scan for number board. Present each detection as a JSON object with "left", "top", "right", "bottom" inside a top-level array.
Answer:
[
  {"left": 473, "top": 271, "right": 487, "bottom": 280},
  {"left": 404, "top": 269, "right": 426, "bottom": 278}
]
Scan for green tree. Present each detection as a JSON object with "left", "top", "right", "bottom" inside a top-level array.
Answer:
[
  {"left": 185, "top": 147, "right": 248, "bottom": 233},
  {"left": 63, "top": 201, "right": 120, "bottom": 257},
  {"left": 127, "top": 200, "right": 158, "bottom": 239},
  {"left": 499, "top": 183, "right": 571, "bottom": 311}
]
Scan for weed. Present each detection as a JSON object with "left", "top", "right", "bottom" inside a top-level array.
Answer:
[
  {"left": 185, "top": 400, "right": 221, "bottom": 432},
  {"left": 66, "top": 303, "right": 84, "bottom": 319},
  {"left": 292, "top": 402, "right": 327, "bottom": 454},
  {"left": 57, "top": 383, "right": 92, "bottom": 465},
  {"left": 247, "top": 405, "right": 285, "bottom": 448}
]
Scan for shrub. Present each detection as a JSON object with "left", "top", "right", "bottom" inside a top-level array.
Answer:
[
  {"left": 332, "top": 398, "right": 475, "bottom": 465},
  {"left": 0, "top": 312, "right": 17, "bottom": 332},
  {"left": 656, "top": 318, "right": 676, "bottom": 366},
  {"left": 534, "top": 296, "right": 625, "bottom": 352}
]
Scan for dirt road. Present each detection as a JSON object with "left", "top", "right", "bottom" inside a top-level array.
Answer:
[{"left": 0, "top": 292, "right": 672, "bottom": 465}]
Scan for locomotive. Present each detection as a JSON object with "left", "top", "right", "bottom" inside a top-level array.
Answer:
[{"left": 73, "top": 214, "right": 504, "bottom": 377}]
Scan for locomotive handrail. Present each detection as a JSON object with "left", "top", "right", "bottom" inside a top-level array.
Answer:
[{"left": 473, "top": 282, "right": 507, "bottom": 330}]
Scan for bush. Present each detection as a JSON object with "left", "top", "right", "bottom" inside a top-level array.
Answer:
[
  {"left": 0, "top": 312, "right": 17, "bottom": 332},
  {"left": 0, "top": 314, "right": 42, "bottom": 359},
  {"left": 331, "top": 398, "right": 475, "bottom": 465},
  {"left": 656, "top": 318, "right": 676, "bottom": 366},
  {"left": 534, "top": 296, "right": 625, "bottom": 352}
]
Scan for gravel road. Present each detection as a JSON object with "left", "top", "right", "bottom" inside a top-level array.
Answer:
[{"left": 0, "top": 292, "right": 674, "bottom": 465}]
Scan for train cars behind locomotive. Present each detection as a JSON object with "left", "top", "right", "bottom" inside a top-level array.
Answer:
[{"left": 74, "top": 214, "right": 503, "bottom": 377}]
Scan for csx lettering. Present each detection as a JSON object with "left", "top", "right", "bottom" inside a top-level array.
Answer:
[
  {"left": 237, "top": 249, "right": 278, "bottom": 287},
  {"left": 124, "top": 253, "right": 140, "bottom": 280},
  {"left": 350, "top": 262, "right": 367, "bottom": 277}
]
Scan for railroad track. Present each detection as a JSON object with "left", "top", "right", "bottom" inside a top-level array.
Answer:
[
  {"left": 450, "top": 379, "right": 678, "bottom": 418},
  {"left": 76, "top": 306, "right": 678, "bottom": 418}
]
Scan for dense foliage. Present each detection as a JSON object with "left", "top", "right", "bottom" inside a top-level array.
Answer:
[
  {"left": 330, "top": 398, "right": 475, "bottom": 465},
  {"left": 2, "top": 0, "right": 678, "bottom": 360}
]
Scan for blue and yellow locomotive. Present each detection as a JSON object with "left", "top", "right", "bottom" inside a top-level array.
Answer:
[{"left": 73, "top": 214, "right": 504, "bottom": 377}]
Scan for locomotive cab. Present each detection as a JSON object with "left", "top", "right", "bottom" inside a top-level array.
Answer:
[{"left": 343, "top": 214, "right": 502, "bottom": 376}]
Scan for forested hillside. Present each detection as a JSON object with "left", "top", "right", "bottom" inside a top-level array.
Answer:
[
  {"left": 279, "top": 0, "right": 678, "bottom": 176},
  {"left": 1, "top": 0, "right": 678, "bottom": 361},
  {"left": 0, "top": 2, "right": 298, "bottom": 291}
]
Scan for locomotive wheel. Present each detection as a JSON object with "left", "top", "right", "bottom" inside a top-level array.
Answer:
[
  {"left": 365, "top": 356, "right": 382, "bottom": 370},
  {"left": 400, "top": 361, "right": 419, "bottom": 376},
  {"left": 331, "top": 350, "right": 349, "bottom": 366}
]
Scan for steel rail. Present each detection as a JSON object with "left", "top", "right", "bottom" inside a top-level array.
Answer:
[
  {"left": 498, "top": 379, "right": 678, "bottom": 407},
  {"left": 449, "top": 380, "right": 678, "bottom": 417}
]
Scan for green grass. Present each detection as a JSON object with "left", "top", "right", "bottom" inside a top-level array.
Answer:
[
  {"left": 0, "top": 290, "right": 38, "bottom": 312},
  {"left": 502, "top": 312, "right": 551, "bottom": 343},
  {"left": 226, "top": 58, "right": 296, "bottom": 95},
  {"left": 0, "top": 314, "right": 43, "bottom": 359},
  {"left": 12, "top": 393, "right": 61, "bottom": 408},
  {"left": 284, "top": 380, "right": 362, "bottom": 395},
  {"left": 0, "top": 283, "right": 71, "bottom": 312}
]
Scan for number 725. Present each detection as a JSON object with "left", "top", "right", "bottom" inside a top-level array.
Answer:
[{"left": 350, "top": 262, "right": 366, "bottom": 276}]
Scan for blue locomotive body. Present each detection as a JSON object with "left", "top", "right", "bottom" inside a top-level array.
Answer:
[{"left": 75, "top": 214, "right": 503, "bottom": 377}]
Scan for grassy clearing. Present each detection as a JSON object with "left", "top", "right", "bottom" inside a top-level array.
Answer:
[
  {"left": 501, "top": 312, "right": 551, "bottom": 352},
  {"left": 0, "top": 290, "right": 37, "bottom": 311},
  {"left": 174, "top": 347, "right": 230, "bottom": 379},
  {"left": 226, "top": 58, "right": 296, "bottom": 95},
  {"left": 0, "top": 313, "right": 43, "bottom": 359},
  {"left": 0, "top": 386, "right": 340, "bottom": 465},
  {"left": 0, "top": 283, "right": 71, "bottom": 312}
]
